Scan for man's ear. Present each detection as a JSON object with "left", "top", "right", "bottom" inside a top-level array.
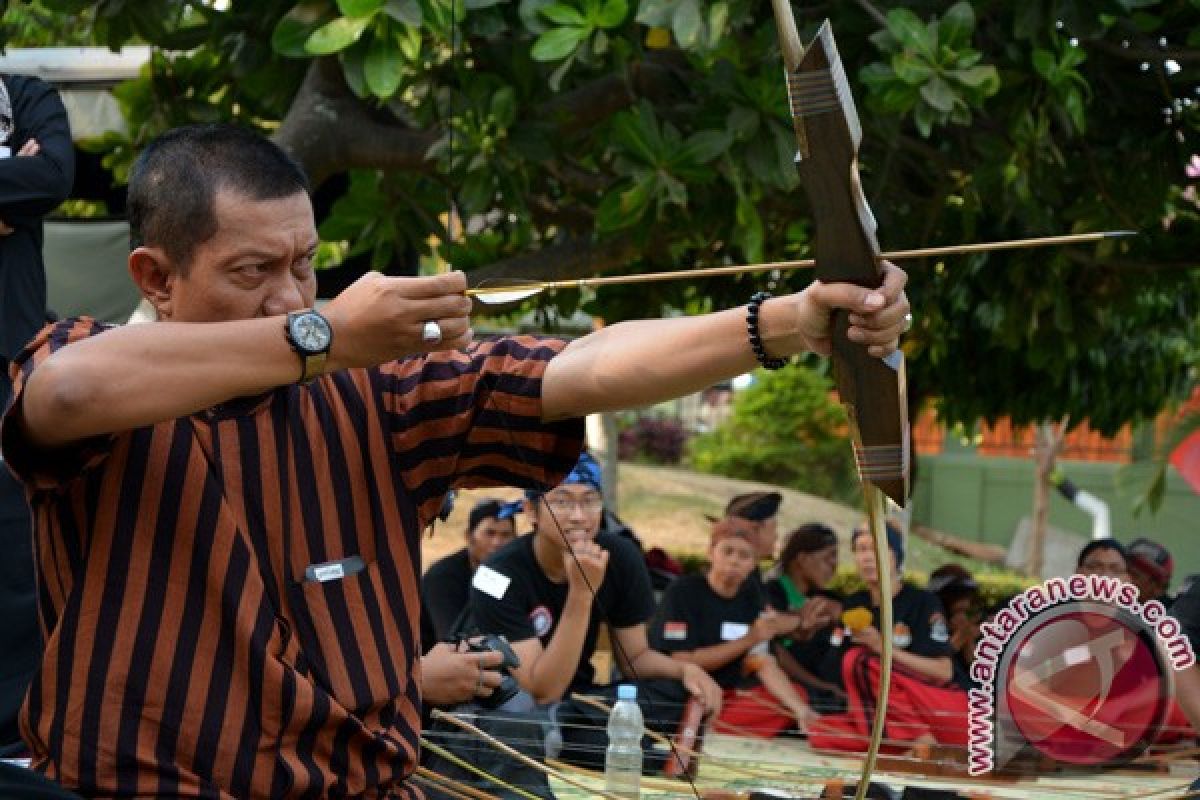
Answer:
[{"left": 129, "top": 246, "right": 176, "bottom": 320}]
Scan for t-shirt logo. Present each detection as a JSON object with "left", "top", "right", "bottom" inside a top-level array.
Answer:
[
  {"left": 529, "top": 605, "right": 554, "bottom": 636},
  {"left": 929, "top": 612, "right": 950, "bottom": 644},
  {"left": 892, "top": 622, "right": 913, "bottom": 649},
  {"left": 663, "top": 621, "right": 687, "bottom": 641}
]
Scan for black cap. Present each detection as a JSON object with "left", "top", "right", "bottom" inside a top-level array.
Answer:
[{"left": 724, "top": 491, "right": 782, "bottom": 522}]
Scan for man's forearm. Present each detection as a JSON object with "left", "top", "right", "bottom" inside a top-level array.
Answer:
[
  {"left": 672, "top": 635, "right": 758, "bottom": 674},
  {"left": 893, "top": 650, "right": 952, "bottom": 686},
  {"left": 542, "top": 299, "right": 802, "bottom": 420},
  {"left": 18, "top": 317, "right": 303, "bottom": 448},
  {"left": 525, "top": 591, "right": 592, "bottom": 703}
]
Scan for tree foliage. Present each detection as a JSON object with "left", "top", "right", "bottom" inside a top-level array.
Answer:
[{"left": 5, "top": 0, "right": 1199, "bottom": 435}]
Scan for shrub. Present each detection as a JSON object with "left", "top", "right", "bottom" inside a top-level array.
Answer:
[
  {"left": 618, "top": 416, "right": 688, "bottom": 464},
  {"left": 686, "top": 366, "right": 858, "bottom": 503}
]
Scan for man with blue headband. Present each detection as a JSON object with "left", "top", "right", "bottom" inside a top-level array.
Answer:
[{"left": 467, "top": 452, "right": 722, "bottom": 764}]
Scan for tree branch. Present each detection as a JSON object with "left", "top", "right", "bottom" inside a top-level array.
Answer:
[{"left": 273, "top": 58, "right": 438, "bottom": 186}]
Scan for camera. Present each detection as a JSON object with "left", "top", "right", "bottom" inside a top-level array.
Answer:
[{"left": 465, "top": 633, "right": 521, "bottom": 709}]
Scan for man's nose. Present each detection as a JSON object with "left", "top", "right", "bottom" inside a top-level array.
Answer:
[{"left": 262, "top": 274, "right": 307, "bottom": 316}]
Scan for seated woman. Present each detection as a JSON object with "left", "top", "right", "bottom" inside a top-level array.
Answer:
[
  {"left": 765, "top": 523, "right": 847, "bottom": 711},
  {"left": 649, "top": 518, "right": 816, "bottom": 737},
  {"left": 808, "top": 523, "right": 969, "bottom": 754}
]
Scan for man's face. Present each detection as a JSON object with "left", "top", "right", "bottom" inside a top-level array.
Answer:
[
  {"left": 1078, "top": 547, "right": 1129, "bottom": 581},
  {"left": 852, "top": 531, "right": 896, "bottom": 585},
  {"left": 467, "top": 516, "right": 516, "bottom": 565},
  {"left": 795, "top": 544, "right": 839, "bottom": 590},
  {"left": 532, "top": 484, "right": 604, "bottom": 550},
  {"left": 158, "top": 190, "right": 318, "bottom": 322},
  {"left": 709, "top": 535, "right": 758, "bottom": 590}
]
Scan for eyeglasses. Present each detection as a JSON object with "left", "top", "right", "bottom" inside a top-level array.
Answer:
[{"left": 543, "top": 495, "right": 604, "bottom": 513}]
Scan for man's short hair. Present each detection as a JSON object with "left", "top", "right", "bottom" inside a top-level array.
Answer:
[
  {"left": 1076, "top": 538, "right": 1128, "bottom": 569},
  {"left": 128, "top": 124, "right": 310, "bottom": 270}
]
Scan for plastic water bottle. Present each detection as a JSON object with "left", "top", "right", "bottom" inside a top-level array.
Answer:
[{"left": 605, "top": 684, "right": 643, "bottom": 798}]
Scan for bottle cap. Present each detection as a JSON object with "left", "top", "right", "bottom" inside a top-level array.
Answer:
[{"left": 617, "top": 684, "right": 637, "bottom": 701}]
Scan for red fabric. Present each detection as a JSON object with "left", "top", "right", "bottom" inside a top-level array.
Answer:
[
  {"left": 1170, "top": 429, "right": 1200, "bottom": 495},
  {"left": 809, "top": 648, "right": 968, "bottom": 752},
  {"left": 713, "top": 682, "right": 809, "bottom": 739},
  {"left": 1154, "top": 699, "right": 1195, "bottom": 745}
]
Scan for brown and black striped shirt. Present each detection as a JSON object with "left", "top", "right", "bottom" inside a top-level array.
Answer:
[{"left": 1, "top": 317, "right": 584, "bottom": 799}]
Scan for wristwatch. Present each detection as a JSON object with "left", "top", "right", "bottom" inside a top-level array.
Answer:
[{"left": 284, "top": 309, "right": 333, "bottom": 382}]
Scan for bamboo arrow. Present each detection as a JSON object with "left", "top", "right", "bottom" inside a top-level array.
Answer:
[{"left": 465, "top": 230, "right": 1135, "bottom": 304}]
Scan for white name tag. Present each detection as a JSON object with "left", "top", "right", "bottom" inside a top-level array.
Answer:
[
  {"left": 311, "top": 563, "right": 345, "bottom": 582},
  {"left": 720, "top": 621, "right": 749, "bottom": 641},
  {"left": 0, "top": 146, "right": 10, "bottom": 159},
  {"left": 472, "top": 565, "right": 511, "bottom": 599}
]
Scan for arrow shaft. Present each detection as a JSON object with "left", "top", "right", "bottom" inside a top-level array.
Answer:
[{"left": 465, "top": 230, "right": 1133, "bottom": 300}]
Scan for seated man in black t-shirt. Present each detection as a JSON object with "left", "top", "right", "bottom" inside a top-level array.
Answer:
[
  {"left": 765, "top": 523, "right": 845, "bottom": 710},
  {"left": 466, "top": 452, "right": 722, "bottom": 765},
  {"left": 808, "top": 523, "right": 968, "bottom": 753},
  {"left": 423, "top": 497, "right": 519, "bottom": 642},
  {"left": 649, "top": 519, "right": 815, "bottom": 737}
]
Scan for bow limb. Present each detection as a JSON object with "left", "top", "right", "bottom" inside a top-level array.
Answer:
[{"left": 767, "top": 5, "right": 909, "bottom": 799}]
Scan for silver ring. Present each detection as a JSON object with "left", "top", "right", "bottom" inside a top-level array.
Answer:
[
  {"left": 902, "top": 312, "right": 913, "bottom": 333},
  {"left": 421, "top": 320, "right": 443, "bottom": 344},
  {"left": 475, "top": 665, "right": 485, "bottom": 693}
]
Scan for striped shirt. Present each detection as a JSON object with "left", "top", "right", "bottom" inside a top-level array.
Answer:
[{"left": 1, "top": 317, "right": 584, "bottom": 799}]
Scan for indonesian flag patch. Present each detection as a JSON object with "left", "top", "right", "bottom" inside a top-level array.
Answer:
[{"left": 663, "top": 621, "right": 688, "bottom": 641}]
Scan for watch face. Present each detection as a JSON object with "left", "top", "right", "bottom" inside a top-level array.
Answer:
[{"left": 291, "top": 312, "right": 331, "bottom": 353}]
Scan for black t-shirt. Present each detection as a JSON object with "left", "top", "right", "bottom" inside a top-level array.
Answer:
[
  {"left": 763, "top": 578, "right": 840, "bottom": 675},
  {"left": 467, "top": 531, "right": 656, "bottom": 692},
  {"left": 818, "top": 584, "right": 953, "bottom": 687},
  {"left": 422, "top": 547, "right": 474, "bottom": 643},
  {"left": 648, "top": 573, "right": 764, "bottom": 689}
]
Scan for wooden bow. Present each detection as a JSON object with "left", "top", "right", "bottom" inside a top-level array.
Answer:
[{"left": 768, "top": 5, "right": 905, "bottom": 799}]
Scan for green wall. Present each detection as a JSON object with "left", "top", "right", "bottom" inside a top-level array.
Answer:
[{"left": 912, "top": 453, "right": 1200, "bottom": 588}]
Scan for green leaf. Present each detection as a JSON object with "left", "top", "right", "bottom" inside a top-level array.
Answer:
[
  {"left": 886, "top": 7, "right": 932, "bottom": 55},
  {"left": 706, "top": 1, "right": 728, "bottom": 48},
  {"left": 540, "top": 3, "right": 587, "bottom": 26},
  {"left": 672, "top": 0, "right": 703, "bottom": 48},
  {"left": 611, "top": 104, "right": 664, "bottom": 164},
  {"left": 594, "top": 0, "right": 628, "bottom": 28},
  {"left": 306, "top": 16, "right": 370, "bottom": 55},
  {"left": 913, "top": 102, "right": 935, "bottom": 137},
  {"left": 1032, "top": 47, "right": 1055, "bottom": 79},
  {"left": 531, "top": 25, "right": 588, "bottom": 60},
  {"left": 920, "top": 76, "right": 956, "bottom": 112},
  {"left": 735, "top": 192, "right": 764, "bottom": 263},
  {"left": 680, "top": 129, "right": 732, "bottom": 163},
  {"left": 272, "top": 1, "right": 330, "bottom": 58},
  {"left": 634, "top": 0, "right": 673, "bottom": 28},
  {"left": 939, "top": 2, "right": 975, "bottom": 48},
  {"left": 596, "top": 178, "right": 651, "bottom": 230},
  {"left": 519, "top": 0, "right": 557, "bottom": 32},
  {"left": 953, "top": 65, "right": 999, "bottom": 93},
  {"left": 490, "top": 86, "right": 517, "bottom": 128},
  {"left": 892, "top": 54, "right": 933, "bottom": 84},
  {"left": 337, "top": 0, "right": 385, "bottom": 17},
  {"left": 383, "top": 0, "right": 422, "bottom": 26},
  {"left": 340, "top": 38, "right": 370, "bottom": 97},
  {"left": 364, "top": 33, "right": 403, "bottom": 97},
  {"left": 725, "top": 106, "right": 759, "bottom": 140}
]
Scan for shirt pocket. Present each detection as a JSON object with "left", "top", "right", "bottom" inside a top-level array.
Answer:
[{"left": 286, "top": 558, "right": 410, "bottom": 714}]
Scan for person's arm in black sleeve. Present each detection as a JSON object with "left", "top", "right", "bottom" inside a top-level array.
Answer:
[
  {"left": 0, "top": 76, "right": 74, "bottom": 223},
  {"left": 422, "top": 561, "right": 466, "bottom": 642}
]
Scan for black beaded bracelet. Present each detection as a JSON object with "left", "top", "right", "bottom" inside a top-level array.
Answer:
[{"left": 746, "top": 291, "right": 790, "bottom": 370}]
